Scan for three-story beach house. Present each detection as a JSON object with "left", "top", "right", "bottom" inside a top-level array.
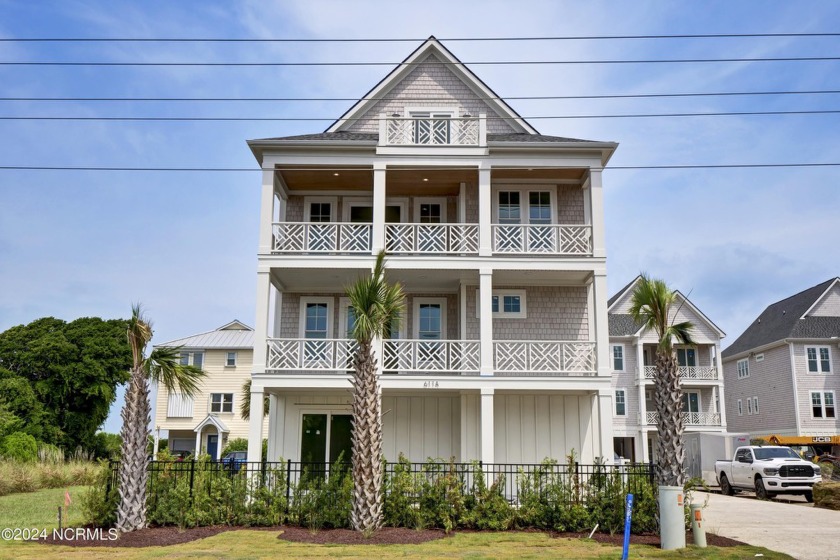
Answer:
[{"left": 245, "top": 37, "right": 618, "bottom": 467}]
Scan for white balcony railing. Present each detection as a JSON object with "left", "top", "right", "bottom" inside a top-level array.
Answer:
[
  {"left": 381, "top": 116, "right": 482, "bottom": 146},
  {"left": 645, "top": 411, "right": 722, "bottom": 426},
  {"left": 272, "top": 222, "right": 372, "bottom": 253},
  {"left": 385, "top": 223, "right": 479, "bottom": 254},
  {"left": 382, "top": 340, "right": 480, "bottom": 374},
  {"left": 643, "top": 366, "right": 719, "bottom": 380},
  {"left": 494, "top": 341, "right": 596, "bottom": 376},
  {"left": 492, "top": 224, "right": 592, "bottom": 255},
  {"left": 266, "top": 338, "right": 358, "bottom": 371}
]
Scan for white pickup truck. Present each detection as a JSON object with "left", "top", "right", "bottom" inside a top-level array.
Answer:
[{"left": 714, "top": 445, "right": 821, "bottom": 502}]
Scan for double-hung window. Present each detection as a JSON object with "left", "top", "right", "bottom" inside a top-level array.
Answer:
[
  {"left": 806, "top": 346, "right": 832, "bottom": 373},
  {"left": 737, "top": 358, "right": 749, "bottom": 379},
  {"left": 612, "top": 345, "right": 625, "bottom": 372},
  {"left": 811, "top": 391, "right": 836, "bottom": 418},
  {"left": 225, "top": 352, "right": 237, "bottom": 367},
  {"left": 210, "top": 393, "right": 233, "bottom": 414},
  {"left": 494, "top": 188, "right": 556, "bottom": 252},
  {"left": 615, "top": 390, "right": 626, "bottom": 416},
  {"left": 180, "top": 351, "right": 204, "bottom": 369},
  {"left": 477, "top": 289, "right": 527, "bottom": 319}
]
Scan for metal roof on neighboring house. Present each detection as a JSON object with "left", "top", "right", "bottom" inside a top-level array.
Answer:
[
  {"left": 154, "top": 321, "right": 254, "bottom": 350},
  {"left": 722, "top": 278, "right": 840, "bottom": 359}
]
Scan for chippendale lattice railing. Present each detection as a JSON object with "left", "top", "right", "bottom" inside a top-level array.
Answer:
[
  {"left": 266, "top": 339, "right": 358, "bottom": 371},
  {"left": 492, "top": 224, "right": 592, "bottom": 255},
  {"left": 383, "top": 116, "right": 481, "bottom": 146},
  {"left": 385, "top": 223, "right": 479, "bottom": 254},
  {"left": 494, "top": 341, "right": 596, "bottom": 375},
  {"left": 272, "top": 222, "right": 371, "bottom": 253},
  {"left": 643, "top": 366, "right": 719, "bottom": 380},
  {"left": 645, "top": 411, "right": 722, "bottom": 426},
  {"left": 382, "top": 340, "right": 480, "bottom": 374}
]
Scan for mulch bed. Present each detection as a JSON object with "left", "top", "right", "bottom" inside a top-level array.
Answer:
[{"left": 36, "top": 524, "right": 747, "bottom": 548}]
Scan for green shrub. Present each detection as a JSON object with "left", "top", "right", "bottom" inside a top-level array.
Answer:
[
  {"left": 383, "top": 454, "right": 420, "bottom": 528},
  {"left": 1, "top": 431, "right": 38, "bottom": 462},
  {"left": 289, "top": 454, "right": 352, "bottom": 529},
  {"left": 80, "top": 462, "right": 119, "bottom": 527},
  {"left": 462, "top": 464, "right": 512, "bottom": 530},
  {"left": 222, "top": 438, "right": 248, "bottom": 455},
  {"left": 416, "top": 459, "right": 466, "bottom": 532}
]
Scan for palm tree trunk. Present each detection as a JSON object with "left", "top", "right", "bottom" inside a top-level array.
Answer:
[
  {"left": 116, "top": 367, "right": 151, "bottom": 532},
  {"left": 350, "top": 340, "right": 384, "bottom": 533},
  {"left": 654, "top": 351, "right": 685, "bottom": 487}
]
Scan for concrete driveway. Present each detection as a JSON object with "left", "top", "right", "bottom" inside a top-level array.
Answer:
[{"left": 698, "top": 491, "right": 840, "bottom": 560}]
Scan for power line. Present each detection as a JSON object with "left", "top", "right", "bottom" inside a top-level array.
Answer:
[
  {"left": 2, "top": 33, "right": 840, "bottom": 42},
  {"left": 3, "top": 56, "right": 840, "bottom": 67},
  {"left": 3, "top": 109, "right": 840, "bottom": 121},
  {"left": 3, "top": 89, "right": 840, "bottom": 102},
  {"left": 1, "top": 163, "right": 839, "bottom": 172}
]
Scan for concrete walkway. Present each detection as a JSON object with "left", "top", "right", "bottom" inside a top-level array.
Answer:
[{"left": 698, "top": 491, "right": 840, "bottom": 560}]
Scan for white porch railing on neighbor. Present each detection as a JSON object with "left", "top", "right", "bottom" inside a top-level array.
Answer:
[
  {"left": 266, "top": 338, "right": 358, "bottom": 371},
  {"left": 272, "top": 222, "right": 372, "bottom": 253},
  {"left": 643, "top": 366, "right": 719, "bottom": 380},
  {"left": 493, "top": 341, "right": 597, "bottom": 375},
  {"left": 645, "top": 411, "right": 722, "bottom": 426},
  {"left": 381, "top": 115, "right": 482, "bottom": 146},
  {"left": 492, "top": 224, "right": 592, "bottom": 255},
  {"left": 385, "top": 223, "right": 479, "bottom": 254},
  {"left": 382, "top": 340, "right": 480, "bottom": 374}
]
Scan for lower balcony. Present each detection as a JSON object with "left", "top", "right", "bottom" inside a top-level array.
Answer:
[
  {"left": 644, "top": 411, "right": 722, "bottom": 426},
  {"left": 643, "top": 365, "right": 719, "bottom": 380},
  {"left": 265, "top": 339, "right": 596, "bottom": 376}
]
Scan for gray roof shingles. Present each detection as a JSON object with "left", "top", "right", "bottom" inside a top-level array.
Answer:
[
  {"left": 609, "top": 314, "right": 644, "bottom": 337},
  {"left": 250, "top": 132, "right": 601, "bottom": 143},
  {"left": 722, "top": 278, "right": 840, "bottom": 358}
]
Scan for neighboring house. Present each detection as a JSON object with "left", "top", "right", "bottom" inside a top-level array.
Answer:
[
  {"left": 152, "top": 320, "right": 267, "bottom": 459},
  {"left": 608, "top": 277, "right": 727, "bottom": 463},
  {"left": 722, "top": 278, "right": 840, "bottom": 443},
  {"left": 244, "top": 37, "right": 618, "bottom": 466}
]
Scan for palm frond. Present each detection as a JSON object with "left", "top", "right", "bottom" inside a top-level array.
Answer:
[
  {"left": 346, "top": 250, "right": 404, "bottom": 343},
  {"left": 240, "top": 379, "right": 269, "bottom": 420},
  {"left": 146, "top": 346, "right": 205, "bottom": 398},
  {"left": 127, "top": 304, "right": 153, "bottom": 370},
  {"left": 629, "top": 273, "right": 694, "bottom": 352}
]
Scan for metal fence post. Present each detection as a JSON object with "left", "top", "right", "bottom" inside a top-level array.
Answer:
[
  {"left": 189, "top": 459, "right": 196, "bottom": 499},
  {"left": 285, "top": 460, "right": 292, "bottom": 514}
]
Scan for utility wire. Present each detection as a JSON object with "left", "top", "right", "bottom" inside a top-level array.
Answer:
[
  {"left": 2, "top": 33, "right": 840, "bottom": 42},
  {"left": 3, "top": 109, "right": 840, "bottom": 121},
  {"left": 1, "top": 163, "right": 839, "bottom": 172},
  {"left": 3, "top": 56, "right": 840, "bottom": 66},
  {"left": 3, "top": 89, "right": 840, "bottom": 102}
]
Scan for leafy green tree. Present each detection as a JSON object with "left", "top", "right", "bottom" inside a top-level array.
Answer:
[
  {"left": 117, "top": 305, "right": 205, "bottom": 533},
  {"left": 1, "top": 431, "right": 38, "bottom": 462},
  {"left": 0, "top": 370, "right": 46, "bottom": 440},
  {"left": 629, "top": 274, "right": 695, "bottom": 487},
  {"left": 0, "top": 316, "right": 132, "bottom": 450},
  {"left": 345, "top": 251, "right": 404, "bottom": 533},
  {"left": 92, "top": 432, "right": 123, "bottom": 460}
]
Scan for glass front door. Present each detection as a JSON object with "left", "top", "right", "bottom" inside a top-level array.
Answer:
[{"left": 300, "top": 413, "right": 353, "bottom": 476}]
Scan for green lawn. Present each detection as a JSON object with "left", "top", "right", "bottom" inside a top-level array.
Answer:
[{"left": 0, "top": 487, "right": 793, "bottom": 559}]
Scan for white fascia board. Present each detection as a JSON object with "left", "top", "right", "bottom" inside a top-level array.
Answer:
[
  {"left": 607, "top": 276, "right": 642, "bottom": 313},
  {"left": 251, "top": 374, "right": 611, "bottom": 392},
  {"left": 674, "top": 291, "right": 726, "bottom": 338},
  {"left": 799, "top": 277, "right": 840, "bottom": 319}
]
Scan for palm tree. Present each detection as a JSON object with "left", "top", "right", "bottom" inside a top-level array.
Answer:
[
  {"left": 239, "top": 379, "right": 269, "bottom": 420},
  {"left": 116, "top": 305, "right": 205, "bottom": 533},
  {"left": 628, "top": 274, "right": 694, "bottom": 488},
  {"left": 346, "top": 250, "right": 404, "bottom": 534}
]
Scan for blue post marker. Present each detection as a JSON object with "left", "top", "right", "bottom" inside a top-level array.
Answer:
[{"left": 621, "top": 493, "right": 634, "bottom": 560}]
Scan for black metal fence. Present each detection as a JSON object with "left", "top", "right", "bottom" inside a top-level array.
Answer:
[{"left": 107, "top": 459, "right": 655, "bottom": 507}]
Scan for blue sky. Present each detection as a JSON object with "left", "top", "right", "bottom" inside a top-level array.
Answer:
[{"left": 1, "top": 1, "right": 839, "bottom": 434}]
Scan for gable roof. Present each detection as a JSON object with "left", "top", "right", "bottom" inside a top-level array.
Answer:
[
  {"left": 154, "top": 321, "right": 254, "bottom": 350},
  {"left": 722, "top": 278, "right": 840, "bottom": 358},
  {"left": 325, "top": 36, "right": 538, "bottom": 135},
  {"left": 607, "top": 275, "right": 725, "bottom": 338}
]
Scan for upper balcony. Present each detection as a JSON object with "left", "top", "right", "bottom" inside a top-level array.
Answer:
[
  {"left": 643, "top": 365, "right": 720, "bottom": 381},
  {"left": 378, "top": 113, "right": 486, "bottom": 148},
  {"left": 271, "top": 222, "right": 592, "bottom": 256}
]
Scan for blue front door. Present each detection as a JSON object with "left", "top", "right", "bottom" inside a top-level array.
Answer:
[{"left": 207, "top": 435, "right": 218, "bottom": 459}]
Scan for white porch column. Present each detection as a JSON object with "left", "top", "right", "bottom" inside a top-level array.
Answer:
[
  {"left": 480, "top": 388, "right": 495, "bottom": 464},
  {"left": 478, "top": 166, "right": 492, "bottom": 256},
  {"left": 598, "top": 389, "right": 614, "bottom": 461},
  {"left": 258, "top": 168, "right": 276, "bottom": 254},
  {"left": 194, "top": 430, "right": 202, "bottom": 457},
  {"left": 247, "top": 385, "right": 265, "bottom": 462},
  {"left": 592, "top": 273, "right": 610, "bottom": 377},
  {"left": 640, "top": 429, "right": 650, "bottom": 463},
  {"left": 253, "top": 271, "right": 271, "bottom": 375},
  {"left": 372, "top": 163, "right": 387, "bottom": 253},
  {"left": 587, "top": 168, "right": 606, "bottom": 258},
  {"left": 267, "top": 393, "right": 286, "bottom": 462},
  {"left": 715, "top": 342, "right": 728, "bottom": 429},
  {"left": 479, "top": 269, "right": 494, "bottom": 376},
  {"left": 460, "top": 392, "right": 469, "bottom": 462}
]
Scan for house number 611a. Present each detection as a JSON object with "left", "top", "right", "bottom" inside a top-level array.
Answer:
[{"left": 423, "top": 381, "right": 440, "bottom": 388}]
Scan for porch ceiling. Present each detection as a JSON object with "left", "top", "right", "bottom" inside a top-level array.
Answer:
[
  {"left": 493, "top": 269, "right": 591, "bottom": 286},
  {"left": 276, "top": 165, "right": 372, "bottom": 191},
  {"left": 493, "top": 167, "right": 587, "bottom": 182}
]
